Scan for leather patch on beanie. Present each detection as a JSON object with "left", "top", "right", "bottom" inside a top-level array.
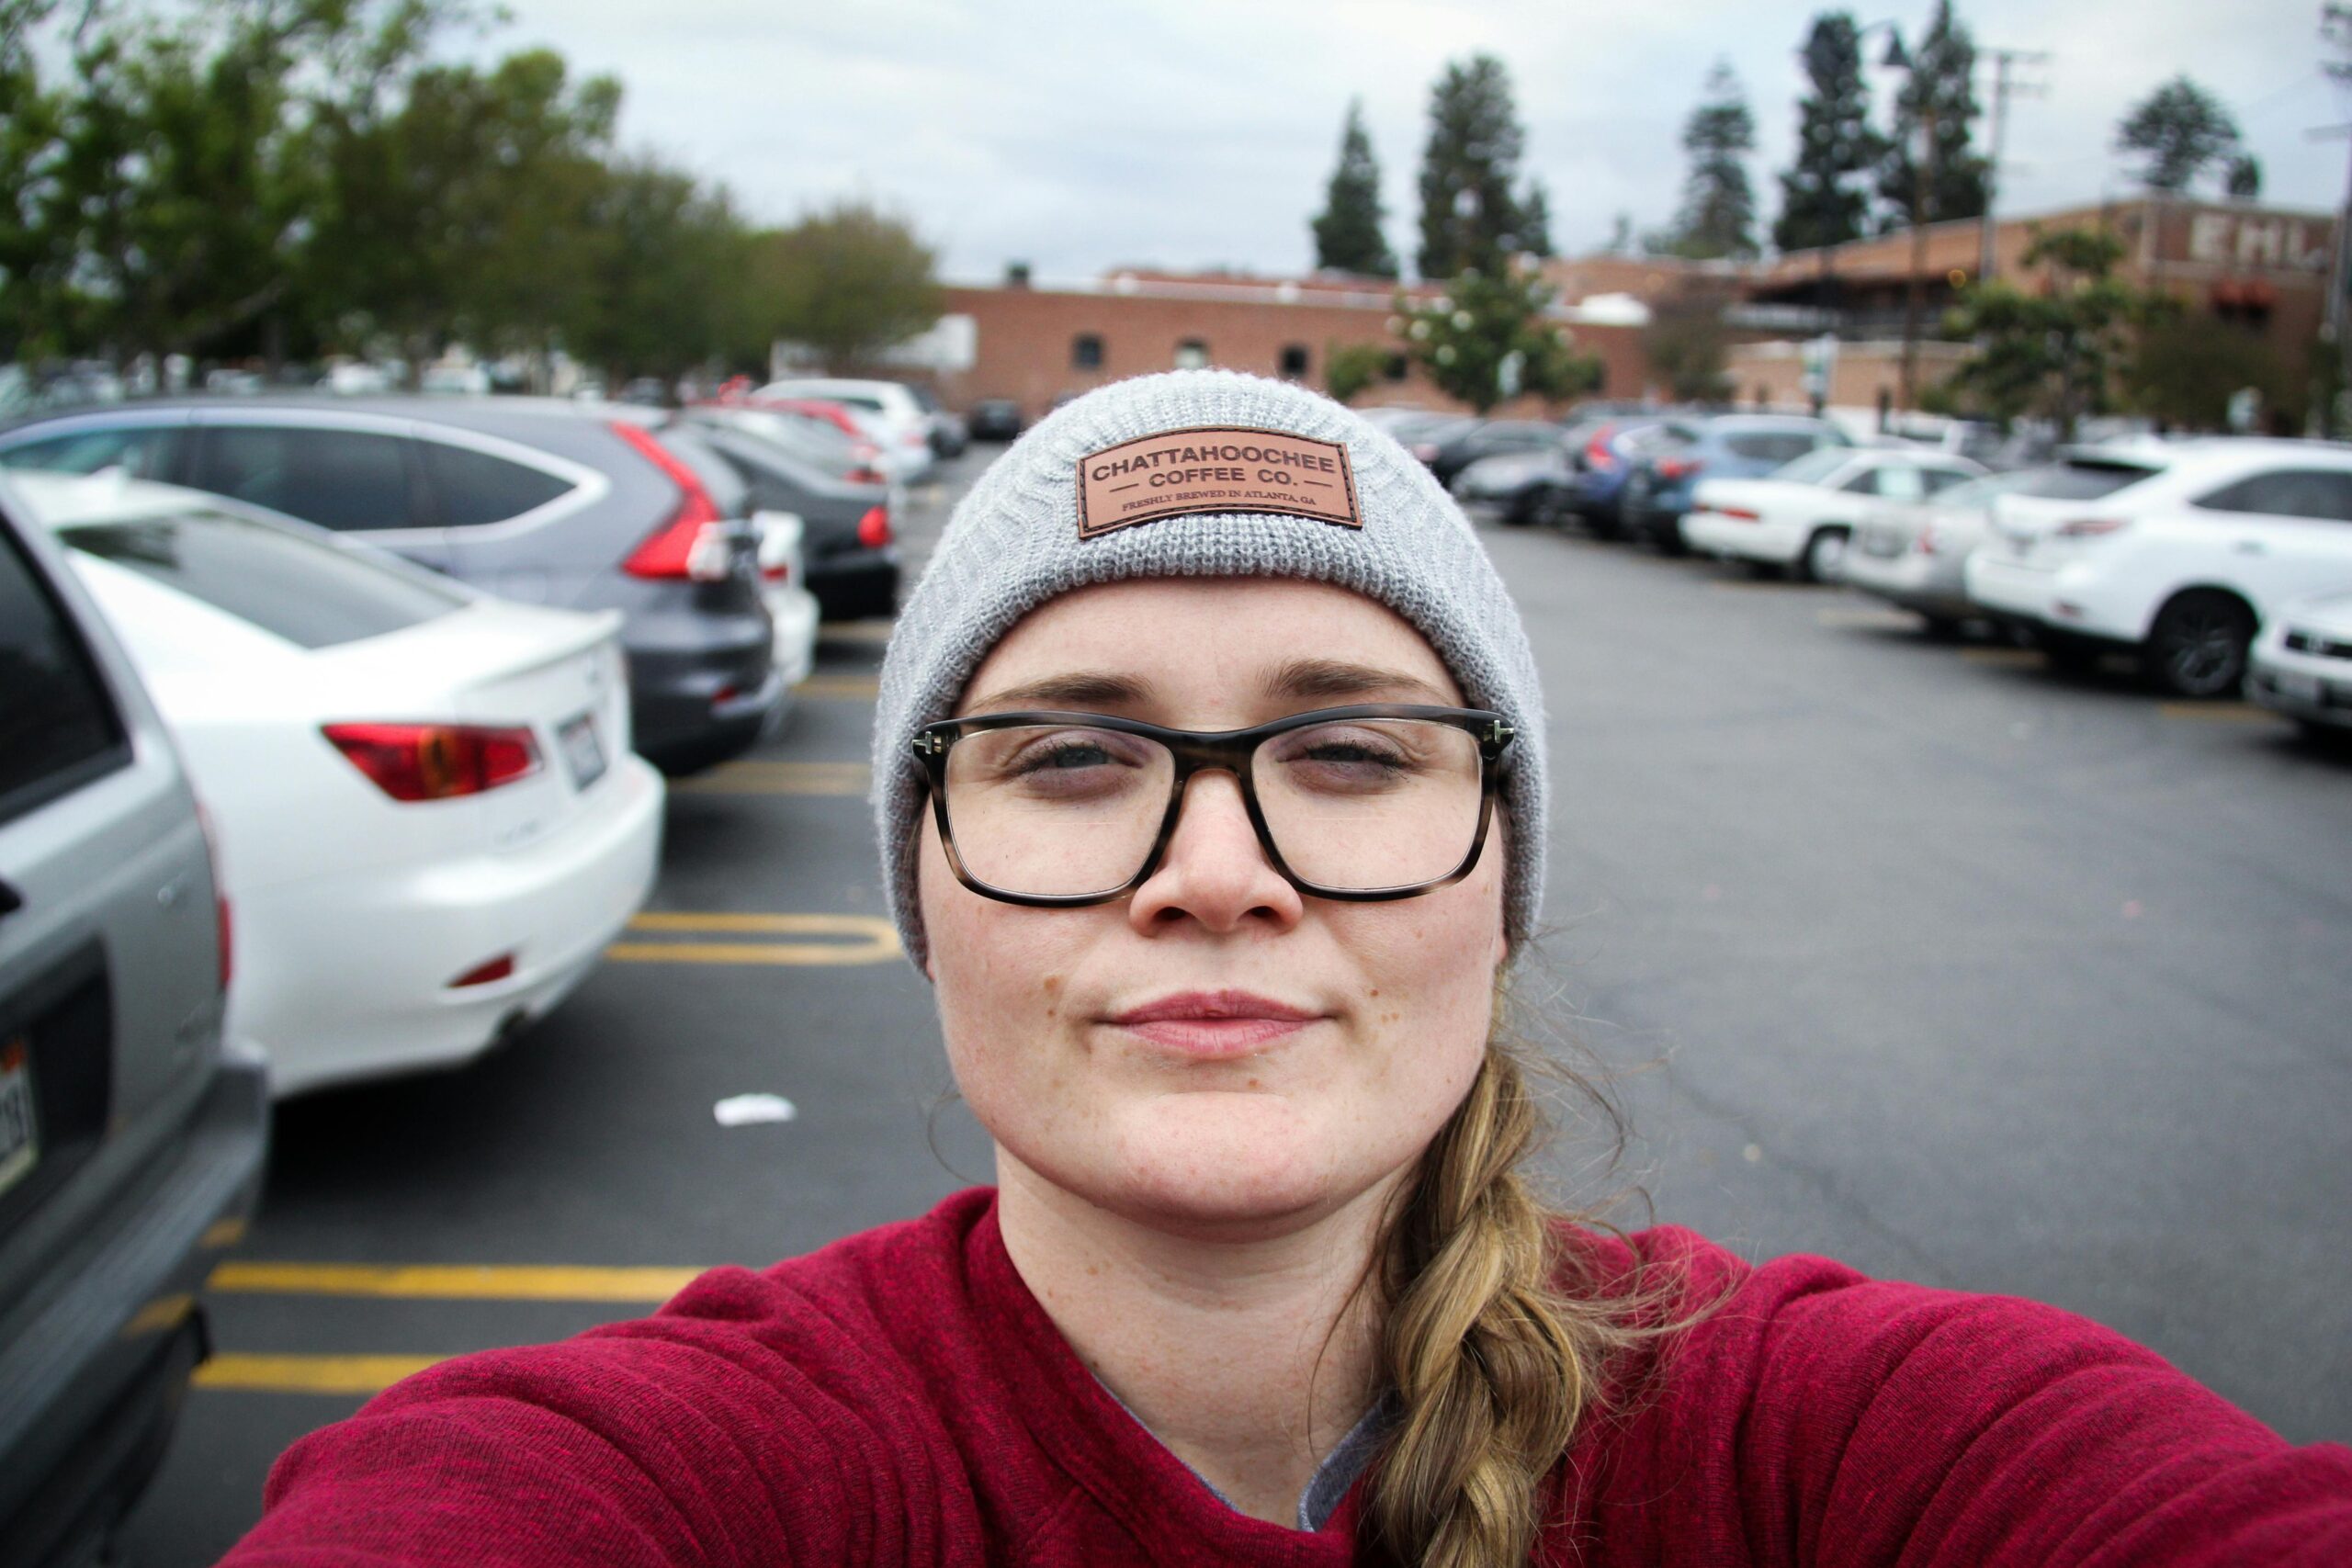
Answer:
[{"left": 1077, "top": 426, "right": 1361, "bottom": 540}]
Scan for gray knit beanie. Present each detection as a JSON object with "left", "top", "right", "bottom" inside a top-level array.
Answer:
[{"left": 872, "top": 368, "right": 1546, "bottom": 972}]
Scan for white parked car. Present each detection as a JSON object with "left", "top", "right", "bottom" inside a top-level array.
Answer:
[
  {"left": 757, "top": 377, "right": 935, "bottom": 481},
  {"left": 1965, "top": 439, "right": 2352, "bottom": 696},
  {"left": 15, "top": 471, "right": 666, "bottom": 1097},
  {"left": 1845, "top": 465, "right": 2105, "bottom": 633},
  {"left": 751, "top": 509, "right": 820, "bottom": 699},
  {"left": 1682, "top": 447, "right": 1986, "bottom": 581},
  {"left": 2247, "top": 591, "right": 2352, "bottom": 737}
]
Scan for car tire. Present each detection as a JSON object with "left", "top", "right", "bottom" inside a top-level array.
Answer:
[
  {"left": 2141, "top": 592, "right": 2255, "bottom": 698},
  {"left": 1796, "top": 527, "right": 1849, "bottom": 584},
  {"left": 2040, "top": 634, "right": 2101, "bottom": 676},
  {"left": 1920, "top": 614, "right": 1964, "bottom": 641}
]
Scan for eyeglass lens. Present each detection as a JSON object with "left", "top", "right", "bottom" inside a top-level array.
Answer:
[{"left": 939, "top": 717, "right": 1486, "bottom": 897}]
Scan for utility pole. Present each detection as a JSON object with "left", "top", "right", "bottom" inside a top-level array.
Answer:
[
  {"left": 1976, "top": 49, "right": 2050, "bottom": 285},
  {"left": 1900, "top": 100, "right": 1936, "bottom": 412}
]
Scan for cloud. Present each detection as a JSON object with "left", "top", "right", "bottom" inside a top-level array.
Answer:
[{"left": 494, "top": 0, "right": 2347, "bottom": 278}]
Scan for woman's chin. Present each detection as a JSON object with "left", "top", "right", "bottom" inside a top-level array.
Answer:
[{"left": 1088, "top": 1095, "right": 1364, "bottom": 1231}]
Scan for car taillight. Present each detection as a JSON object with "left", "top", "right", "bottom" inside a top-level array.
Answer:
[
  {"left": 1655, "top": 457, "right": 1702, "bottom": 481},
  {"left": 2055, "top": 517, "right": 2129, "bottom": 538},
  {"left": 196, "top": 802, "right": 231, "bottom": 992},
  {"left": 322, "top": 723, "right": 541, "bottom": 802},
  {"left": 1916, "top": 524, "right": 1942, "bottom": 556},
  {"left": 847, "top": 466, "right": 888, "bottom": 485},
  {"left": 612, "top": 422, "right": 735, "bottom": 581},
  {"left": 1585, "top": 436, "right": 1618, "bottom": 469},
  {"left": 1717, "top": 506, "right": 1760, "bottom": 523},
  {"left": 857, "top": 505, "right": 892, "bottom": 548}
]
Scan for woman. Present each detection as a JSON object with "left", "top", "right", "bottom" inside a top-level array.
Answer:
[{"left": 224, "top": 371, "right": 2352, "bottom": 1566}]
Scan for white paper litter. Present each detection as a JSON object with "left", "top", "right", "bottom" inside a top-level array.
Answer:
[{"left": 713, "top": 1093, "right": 797, "bottom": 1127}]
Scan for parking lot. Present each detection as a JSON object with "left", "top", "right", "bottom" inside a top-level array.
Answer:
[{"left": 122, "top": 442, "right": 2352, "bottom": 1564}]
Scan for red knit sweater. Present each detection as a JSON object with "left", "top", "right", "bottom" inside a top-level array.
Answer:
[{"left": 221, "top": 1188, "right": 2352, "bottom": 1565}]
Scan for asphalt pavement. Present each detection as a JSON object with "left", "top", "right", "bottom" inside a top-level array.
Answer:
[{"left": 124, "top": 446, "right": 2352, "bottom": 1564}]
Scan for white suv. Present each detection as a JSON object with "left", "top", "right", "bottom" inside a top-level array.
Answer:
[
  {"left": 1963, "top": 439, "right": 2352, "bottom": 696},
  {"left": 757, "top": 378, "right": 935, "bottom": 481}
]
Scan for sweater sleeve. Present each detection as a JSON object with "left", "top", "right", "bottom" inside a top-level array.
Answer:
[
  {"left": 219, "top": 1266, "right": 969, "bottom": 1567},
  {"left": 1710, "top": 1255, "right": 2352, "bottom": 1567}
]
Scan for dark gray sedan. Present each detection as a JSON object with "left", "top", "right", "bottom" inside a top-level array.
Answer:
[{"left": 0, "top": 397, "right": 783, "bottom": 775}]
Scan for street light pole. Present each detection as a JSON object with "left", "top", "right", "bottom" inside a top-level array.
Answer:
[{"left": 1901, "top": 101, "right": 1936, "bottom": 412}]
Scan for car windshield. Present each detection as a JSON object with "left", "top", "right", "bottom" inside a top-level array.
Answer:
[
  {"left": 62, "top": 506, "right": 468, "bottom": 649},
  {"left": 1770, "top": 448, "right": 1856, "bottom": 486}
]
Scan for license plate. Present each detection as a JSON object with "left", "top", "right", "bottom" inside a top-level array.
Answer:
[
  {"left": 1862, "top": 530, "right": 1905, "bottom": 558},
  {"left": 2277, "top": 671, "right": 2324, "bottom": 705},
  {"left": 559, "top": 712, "right": 608, "bottom": 790},
  {"left": 0, "top": 1035, "right": 38, "bottom": 1201}
]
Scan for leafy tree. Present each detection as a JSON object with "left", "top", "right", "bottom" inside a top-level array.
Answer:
[
  {"left": 2225, "top": 153, "right": 2262, "bottom": 199},
  {"left": 2125, "top": 311, "right": 2291, "bottom": 431},
  {"left": 755, "top": 200, "right": 944, "bottom": 373},
  {"left": 1876, "top": 0, "right": 1988, "bottom": 231},
  {"left": 1659, "top": 61, "right": 1758, "bottom": 261},
  {"left": 1415, "top": 54, "right": 1546, "bottom": 278},
  {"left": 570, "top": 159, "right": 763, "bottom": 385},
  {"left": 1322, "top": 340, "right": 1391, "bottom": 404},
  {"left": 1940, "top": 226, "right": 2154, "bottom": 434},
  {"left": 1310, "top": 99, "right": 1396, "bottom": 277},
  {"left": 1641, "top": 303, "right": 1735, "bottom": 401},
  {"left": 1774, "top": 13, "right": 1882, "bottom": 252},
  {"left": 2114, "top": 75, "right": 2243, "bottom": 194},
  {"left": 1394, "top": 265, "right": 1600, "bottom": 413}
]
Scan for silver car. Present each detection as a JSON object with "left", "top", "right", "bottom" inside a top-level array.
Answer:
[{"left": 0, "top": 475, "right": 267, "bottom": 1564}]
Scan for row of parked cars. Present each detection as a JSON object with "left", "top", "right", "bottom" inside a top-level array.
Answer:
[
  {"left": 0, "top": 373, "right": 947, "bottom": 1562},
  {"left": 1411, "top": 403, "right": 2352, "bottom": 731}
]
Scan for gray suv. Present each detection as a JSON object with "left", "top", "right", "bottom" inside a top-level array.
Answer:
[
  {"left": 0, "top": 397, "right": 783, "bottom": 775},
  {"left": 0, "top": 476, "right": 267, "bottom": 1566}
]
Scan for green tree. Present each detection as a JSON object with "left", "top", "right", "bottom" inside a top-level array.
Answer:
[
  {"left": 2225, "top": 153, "right": 2262, "bottom": 199},
  {"left": 2114, "top": 75, "right": 2243, "bottom": 194},
  {"left": 1774, "top": 13, "right": 1882, "bottom": 253},
  {"left": 1394, "top": 265, "right": 1600, "bottom": 413},
  {"left": 569, "top": 159, "right": 762, "bottom": 385},
  {"left": 1322, "top": 339, "right": 1391, "bottom": 404},
  {"left": 1641, "top": 303, "right": 1735, "bottom": 401},
  {"left": 1941, "top": 226, "right": 2153, "bottom": 434},
  {"left": 756, "top": 200, "right": 944, "bottom": 373},
  {"left": 2126, "top": 311, "right": 2291, "bottom": 431},
  {"left": 1876, "top": 0, "right": 1988, "bottom": 231},
  {"left": 1310, "top": 99, "right": 1396, "bottom": 277},
  {"left": 1660, "top": 61, "right": 1758, "bottom": 261},
  {"left": 1415, "top": 54, "right": 1546, "bottom": 278}
]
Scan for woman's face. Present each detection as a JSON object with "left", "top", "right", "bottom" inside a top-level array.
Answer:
[{"left": 918, "top": 577, "right": 1510, "bottom": 1236}]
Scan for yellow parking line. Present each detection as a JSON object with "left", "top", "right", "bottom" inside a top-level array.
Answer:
[
  {"left": 671, "top": 761, "right": 871, "bottom": 796},
  {"left": 819, "top": 620, "right": 896, "bottom": 644},
  {"left": 608, "top": 911, "right": 902, "bottom": 965},
  {"left": 209, "top": 1263, "right": 701, "bottom": 1301},
  {"left": 196, "top": 1354, "right": 445, "bottom": 1395},
  {"left": 1960, "top": 647, "right": 2044, "bottom": 667},
  {"left": 1815, "top": 607, "right": 1920, "bottom": 631},
  {"left": 2159, "top": 702, "right": 2270, "bottom": 723},
  {"left": 798, "top": 673, "right": 880, "bottom": 699}
]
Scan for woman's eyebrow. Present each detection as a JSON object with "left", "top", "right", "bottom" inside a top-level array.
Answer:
[
  {"left": 1261, "top": 657, "right": 1453, "bottom": 704},
  {"left": 964, "top": 671, "right": 1157, "bottom": 714}
]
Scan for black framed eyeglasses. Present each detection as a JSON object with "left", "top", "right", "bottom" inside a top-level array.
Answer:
[{"left": 910, "top": 704, "right": 1515, "bottom": 908}]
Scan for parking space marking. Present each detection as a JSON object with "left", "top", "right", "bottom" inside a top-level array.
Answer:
[
  {"left": 196, "top": 1354, "right": 444, "bottom": 1395},
  {"left": 2159, "top": 702, "right": 2271, "bottom": 723},
  {"left": 1815, "top": 606, "right": 1921, "bottom": 631},
  {"left": 671, "top": 761, "right": 871, "bottom": 796},
  {"left": 798, "top": 673, "right": 880, "bottom": 699},
  {"left": 1960, "top": 647, "right": 2044, "bottom": 668},
  {"left": 606, "top": 911, "right": 902, "bottom": 965},
  {"left": 209, "top": 1263, "right": 701, "bottom": 1301},
  {"left": 818, "top": 620, "right": 896, "bottom": 645}
]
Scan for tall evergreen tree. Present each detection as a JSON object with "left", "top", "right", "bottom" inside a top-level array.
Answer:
[
  {"left": 1876, "top": 0, "right": 1987, "bottom": 231},
  {"left": 2114, "top": 76, "right": 2243, "bottom": 194},
  {"left": 1520, "top": 178, "right": 1555, "bottom": 258},
  {"left": 1310, "top": 99, "right": 1397, "bottom": 276},
  {"left": 1773, "top": 13, "right": 1881, "bottom": 253},
  {"left": 1415, "top": 54, "right": 1544, "bottom": 277},
  {"left": 1662, "top": 60, "right": 1758, "bottom": 261}
]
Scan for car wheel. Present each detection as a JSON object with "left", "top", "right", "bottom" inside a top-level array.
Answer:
[
  {"left": 2141, "top": 592, "right": 2254, "bottom": 698},
  {"left": 1920, "top": 614, "right": 1964, "bottom": 641},
  {"left": 2039, "top": 634, "right": 2101, "bottom": 676},
  {"left": 1797, "top": 527, "right": 1849, "bottom": 583}
]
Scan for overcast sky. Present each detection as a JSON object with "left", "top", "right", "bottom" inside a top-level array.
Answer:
[{"left": 497, "top": 0, "right": 2346, "bottom": 284}]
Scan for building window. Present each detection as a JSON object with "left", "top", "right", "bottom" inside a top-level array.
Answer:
[
  {"left": 1072, "top": 333, "right": 1103, "bottom": 370},
  {"left": 1278, "top": 344, "right": 1310, "bottom": 379},
  {"left": 1384, "top": 353, "right": 1408, "bottom": 382},
  {"left": 1174, "top": 338, "right": 1209, "bottom": 370}
]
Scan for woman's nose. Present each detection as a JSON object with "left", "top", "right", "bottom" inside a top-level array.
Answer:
[{"left": 1125, "top": 770, "right": 1305, "bottom": 935}]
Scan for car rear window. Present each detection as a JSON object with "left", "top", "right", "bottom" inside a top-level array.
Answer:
[
  {"left": 61, "top": 509, "right": 468, "bottom": 649},
  {"left": 1725, "top": 432, "right": 1825, "bottom": 465},
  {"left": 0, "top": 521, "right": 130, "bottom": 825},
  {"left": 422, "top": 440, "right": 573, "bottom": 527},
  {"left": 2009, "top": 459, "right": 2162, "bottom": 502},
  {"left": 196, "top": 425, "right": 417, "bottom": 531}
]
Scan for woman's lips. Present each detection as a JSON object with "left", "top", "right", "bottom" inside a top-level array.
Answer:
[{"left": 1103, "top": 990, "right": 1323, "bottom": 1058}]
